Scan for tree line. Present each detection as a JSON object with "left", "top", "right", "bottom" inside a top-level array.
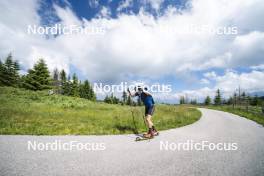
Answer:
[
  {"left": 179, "top": 88, "right": 263, "bottom": 107},
  {"left": 203, "top": 89, "right": 263, "bottom": 107},
  {"left": 104, "top": 91, "right": 143, "bottom": 106},
  {"left": 0, "top": 53, "right": 96, "bottom": 101}
]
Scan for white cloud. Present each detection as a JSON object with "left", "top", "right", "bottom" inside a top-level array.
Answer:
[
  {"left": 0, "top": 0, "right": 264, "bottom": 98},
  {"left": 142, "top": 0, "right": 164, "bottom": 11},
  {"left": 200, "top": 78, "right": 210, "bottom": 84},
  {"left": 230, "top": 31, "right": 264, "bottom": 67},
  {"left": 155, "top": 87, "right": 215, "bottom": 103},
  {"left": 98, "top": 6, "right": 111, "bottom": 18},
  {"left": 0, "top": 1, "right": 72, "bottom": 73},
  {"left": 204, "top": 71, "right": 217, "bottom": 80},
  {"left": 88, "top": 0, "right": 99, "bottom": 8},
  {"left": 117, "top": 0, "right": 133, "bottom": 13},
  {"left": 168, "top": 69, "right": 264, "bottom": 103},
  {"left": 53, "top": 4, "right": 81, "bottom": 26},
  {"left": 251, "top": 64, "right": 264, "bottom": 70},
  {"left": 214, "top": 70, "right": 264, "bottom": 93}
]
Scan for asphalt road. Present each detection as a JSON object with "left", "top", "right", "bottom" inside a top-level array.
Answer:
[{"left": 0, "top": 108, "right": 264, "bottom": 176}]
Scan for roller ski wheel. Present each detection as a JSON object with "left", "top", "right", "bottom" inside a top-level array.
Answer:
[{"left": 135, "top": 136, "right": 154, "bottom": 141}]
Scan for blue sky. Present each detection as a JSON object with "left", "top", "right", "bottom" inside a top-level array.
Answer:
[
  {"left": 38, "top": 0, "right": 186, "bottom": 20},
  {"left": 0, "top": 0, "right": 264, "bottom": 103}
]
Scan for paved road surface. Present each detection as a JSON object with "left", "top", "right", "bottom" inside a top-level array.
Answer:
[{"left": 0, "top": 108, "right": 264, "bottom": 176}]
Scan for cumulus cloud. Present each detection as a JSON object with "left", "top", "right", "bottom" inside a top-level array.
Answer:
[
  {"left": 141, "top": 0, "right": 165, "bottom": 11},
  {"left": 251, "top": 64, "right": 264, "bottom": 70},
  {"left": 200, "top": 78, "right": 210, "bottom": 84},
  {"left": 204, "top": 71, "right": 217, "bottom": 80},
  {"left": 117, "top": 0, "right": 133, "bottom": 13},
  {"left": 0, "top": 0, "right": 264, "bottom": 102},
  {"left": 230, "top": 31, "right": 264, "bottom": 67},
  {"left": 88, "top": 0, "right": 99, "bottom": 8},
  {"left": 98, "top": 6, "right": 112, "bottom": 18},
  {"left": 168, "top": 69, "right": 264, "bottom": 103},
  {"left": 214, "top": 70, "right": 264, "bottom": 93},
  {"left": 0, "top": 1, "right": 71, "bottom": 73}
]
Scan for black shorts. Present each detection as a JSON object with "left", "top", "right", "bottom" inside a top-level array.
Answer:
[{"left": 145, "top": 105, "right": 155, "bottom": 116}]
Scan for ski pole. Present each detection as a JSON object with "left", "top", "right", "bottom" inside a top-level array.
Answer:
[
  {"left": 131, "top": 109, "right": 138, "bottom": 134},
  {"left": 141, "top": 108, "right": 148, "bottom": 131}
]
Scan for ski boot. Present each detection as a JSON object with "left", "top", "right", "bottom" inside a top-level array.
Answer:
[
  {"left": 152, "top": 126, "right": 159, "bottom": 136},
  {"left": 143, "top": 128, "right": 154, "bottom": 138}
]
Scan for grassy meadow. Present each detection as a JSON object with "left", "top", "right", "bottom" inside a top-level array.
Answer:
[
  {"left": 205, "top": 105, "right": 264, "bottom": 126},
  {"left": 0, "top": 87, "right": 201, "bottom": 135}
]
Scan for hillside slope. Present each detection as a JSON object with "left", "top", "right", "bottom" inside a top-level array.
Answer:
[{"left": 0, "top": 87, "right": 201, "bottom": 135}]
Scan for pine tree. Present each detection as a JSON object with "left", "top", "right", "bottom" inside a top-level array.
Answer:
[
  {"left": 214, "top": 89, "right": 222, "bottom": 105},
  {"left": 89, "top": 83, "right": 96, "bottom": 101},
  {"left": 110, "top": 93, "right": 115, "bottom": 104},
  {"left": 227, "top": 97, "right": 233, "bottom": 105},
  {"left": 80, "top": 80, "right": 92, "bottom": 99},
  {"left": 0, "top": 60, "right": 4, "bottom": 86},
  {"left": 4, "top": 54, "right": 13, "bottom": 85},
  {"left": 241, "top": 92, "right": 246, "bottom": 105},
  {"left": 0, "top": 54, "right": 20, "bottom": 87},
  {"left": 104, "top": 95, "right": 113, "bottom": 104},
  {"left": 13, "top": 60, "right": 20, "bottom": 87},
  {"left": 23, "top": 59, "right": 51, "bottom": 90},
  {"left": 52, "top": 68, "right": 59, "bottom": 84},
  {"left": 180, "top": 96, "right": 185, "bottom": 104},
  {"left": 60, "top": 70, "right": 66, "bottom": 83},
  {"left": 122, "top": 91, "right": 127, "bottom": 104},
  {"left": 250, "top": 95, "right": 259, "bottom": 106},
  {"left": 190, "top": 99, "right": 197, "bottom": 105},
  {"left": 52, "top": 68, "right": 60, "bottom": 93},
  {"left": 63, "top": 75, "right": 72, "bottom": 95},
  {"left": 59, "top": 69, "right": 67, "bottom": 94},
  {"left": 127, "top": 95, "right": 132, "bottom": 105},
  {"left": 204, "top": 96, "right": 211, "bottom": 105},
  {"left": 104, "top": 95, "right": 109, "bottom": 103},
  {"left": 70, "top": 73, "right": 79, "bottom": 97},
  {"left": 233, "top": 92, "right": 237, "bottom": 106},
  {"left": 112, "top": 95, "right": 119, "bottom": 104}
]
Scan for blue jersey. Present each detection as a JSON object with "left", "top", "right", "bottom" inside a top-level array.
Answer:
[{"left": 136, "top": 92, "right": 155, "bottom": 107}]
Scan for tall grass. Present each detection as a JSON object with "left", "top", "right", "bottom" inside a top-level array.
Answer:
[
  {"left": 205, "top": 105, "right": 264, "bottom": 126},
  {"left": 0, "top": 87, "right": 201, "bottom": 135}
]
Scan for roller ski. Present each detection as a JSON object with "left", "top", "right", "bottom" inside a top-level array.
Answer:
[{"left": 135, "top": 128, "right": 159, "bottom": 141}]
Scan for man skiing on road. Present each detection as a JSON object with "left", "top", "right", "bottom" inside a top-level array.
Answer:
[{"left": 128, "top": 86, "right": 158, "bottom": 138}]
